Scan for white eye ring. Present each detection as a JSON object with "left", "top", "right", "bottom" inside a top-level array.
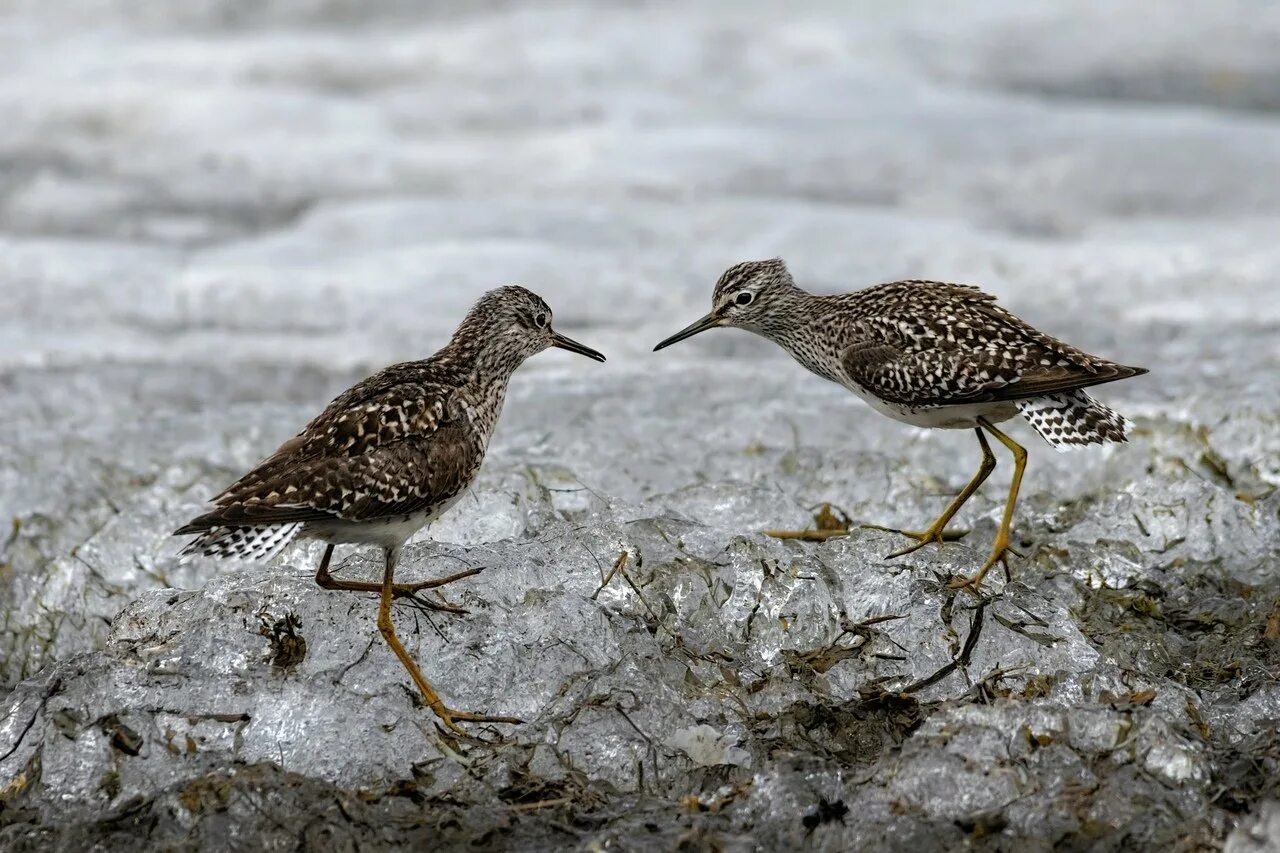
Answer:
[
  {"left": 735, "top": 292, "right": 753, "bottom": 306},
  {"left": 534, "top": 313, "right": 548, "bottom": 328}
]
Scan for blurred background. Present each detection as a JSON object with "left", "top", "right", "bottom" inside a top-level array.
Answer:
[{"left": 1, "top": 1, "right": 1278, "bottom": 846}]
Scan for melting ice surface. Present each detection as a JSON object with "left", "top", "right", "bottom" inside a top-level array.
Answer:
[{"left": 2, "top": 1, "right": 1279, "bottom": 849}]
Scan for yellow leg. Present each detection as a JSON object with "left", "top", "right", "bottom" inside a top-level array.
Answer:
[
  {"left": 314, "top": 544, "right": 483, "bottom": 614},
  {"left": 949, "top": 419, "right": 1027, "bottom": 591},
  {"left": 864, "top": 428, "right": 996, "bottom": 558},
  {"left": 375, "top": 546, "right": 522, "bottom": 736}
]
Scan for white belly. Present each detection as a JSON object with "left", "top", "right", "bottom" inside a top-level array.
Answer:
[
  {"left": 304, "top": 492, "right": 466, "bottom": 549},
  {"left": 840, "top": 379, "right": 1018, "bottom": 429},
  {"left": 774, "top": 336, "right": 1020, "bottom": 431}
]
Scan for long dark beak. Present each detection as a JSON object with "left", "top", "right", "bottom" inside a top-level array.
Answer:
[
  {"left": 652, "top": 313, "right": 722, "bottom": 351},
  {"left": 551, "top": 330, "right": 606, "bottom": 362}
]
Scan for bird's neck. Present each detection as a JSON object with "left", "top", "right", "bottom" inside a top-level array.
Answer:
[
  {"left": 442, "top": 326, "right": 527, "bottom": 381},
  {"left": 476, "top": 342, "right": 529, "bottom": 384},
  {"left": 438, "top": 333, "right": 527, "bottom": 421},
  {"left": 752, "top": 285, "right": 820, "bottom": 337},
  {"left": 754, "top": 289, "right": 850, "bottom": 385},
  {"left": 421, "top": 339, "right": 518, "bottom": 447}
]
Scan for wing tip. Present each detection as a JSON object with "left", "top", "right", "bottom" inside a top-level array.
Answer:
[{"left": 173, "top": 516, "right": 215, "bottom": 537}]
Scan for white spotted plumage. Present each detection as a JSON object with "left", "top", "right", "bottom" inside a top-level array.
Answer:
[
  {"left": 175, "top": 286, "right": 603, "bottom": 562},
  {"left": 173, "top": 285, "right": 604, "bottom": 735},
  {"left": 656, "top": 258, "right": 1147, "bottom": 590},
  {"left": 1018, "top": 391, "right": 1132, "bottom": 451},
  {"left": 180, "top": 522, "right": 304, "bottom": 563},
  {"left": 700, "top": 260, "right": 1146, "bottom": 443}
]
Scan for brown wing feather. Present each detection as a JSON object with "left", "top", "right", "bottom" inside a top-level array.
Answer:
[
  {"left": 177, "top": 360, "right": 477, "bottom": 534},
  {"left": 178, "top": 422, "right": 479, "bottom": 531},
  {"left": 973, "top": 361, "right": 1147, "bottom": 402},
  {"left": 838, "top": 283, "right": 1147, "bottom": 407},
  {"left": 213, "top": 361, "right": 457, "bottom": 505}
]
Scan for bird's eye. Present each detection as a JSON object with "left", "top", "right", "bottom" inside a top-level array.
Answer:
[
  {"left": 735, "top": 292, "right": 754, "bottom": 306},
  {"left": 534, "top": 313, "right": 548, "bottom": 328}
]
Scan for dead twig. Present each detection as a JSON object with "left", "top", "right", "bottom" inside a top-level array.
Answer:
[{"left": 897, "top": 600, "right": 987, "bottom": 695}]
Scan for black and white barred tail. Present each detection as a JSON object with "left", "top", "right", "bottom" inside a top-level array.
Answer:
[
  {"left": 1018, "top": 390, "right": 1133, "bottom": 451},
  {"left": 177, "top": 522, "right": 304, "bottom": 562}
]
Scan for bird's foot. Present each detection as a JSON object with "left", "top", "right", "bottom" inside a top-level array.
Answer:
[
  {"left": 861, "top": 522, "right": 970, "bottom": 559},
  {"left": 430, "top": 704, "right": 524, "bottom": 739},
  {"left": 400, "top": 566, "right": 484, "bottom": 591},
  {"left": 393, "top": 589, "right": 468, "bottom": 615},
  {"left": 947, "top": 535, "right": 1022, "bottom": 593},
  {"left": 317, "top": 566, "right": 484, "bottom": 614},
  {"left": 391, "top": 566, "right": 485, "bottom": 614}
]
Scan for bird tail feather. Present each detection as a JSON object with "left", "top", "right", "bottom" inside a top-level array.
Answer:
[
  {"left": 1019, "top": 390, "right": 1133, "bottom": 452},
  {"left": 177, "top": 523, "right": 303, "bottom": 563}
]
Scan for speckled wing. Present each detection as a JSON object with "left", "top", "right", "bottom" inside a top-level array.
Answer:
[
  {"left": 182, "top": 423, "right": 478, "bottom": 528},
  {"left": 176, "top": 362, "right": 477, "bottom": 532},
  {"left": 838, "top": 282, "right": 1146, "bottom": 407}
]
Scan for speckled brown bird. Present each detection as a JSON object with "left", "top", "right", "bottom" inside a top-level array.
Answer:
[
  {"left": 654, "top": 258, "right": 1146, "bottom": 590},
  {"left": 176, "top": 286, "right": 605, "bottom": 733}
]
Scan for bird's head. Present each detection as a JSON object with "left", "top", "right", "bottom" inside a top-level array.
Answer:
[
  {"left": 459, "top": 286, "right": 606, "bottom": 366},
  {"left": 653, "top": 258, "right": 798, "bottom": 351}
]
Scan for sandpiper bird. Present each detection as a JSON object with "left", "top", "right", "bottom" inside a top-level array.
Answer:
[
  {"left": 175, "top": 286, "right": 605, "bottom": 733},
  {"left": 654, "top": 259, "right": 1146, "bottom": 590}
]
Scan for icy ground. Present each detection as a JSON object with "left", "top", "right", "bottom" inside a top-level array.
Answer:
[{"left": 2, "top": 1, "right": 1279, "bottom": 849}]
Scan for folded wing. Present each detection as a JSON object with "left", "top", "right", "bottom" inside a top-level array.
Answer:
[
  {"left": 176, "top": 363, "right": 476, "bottom": 534},
  {"left": 839, "top": 282, "right": 1146, "bottom": 407}
]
